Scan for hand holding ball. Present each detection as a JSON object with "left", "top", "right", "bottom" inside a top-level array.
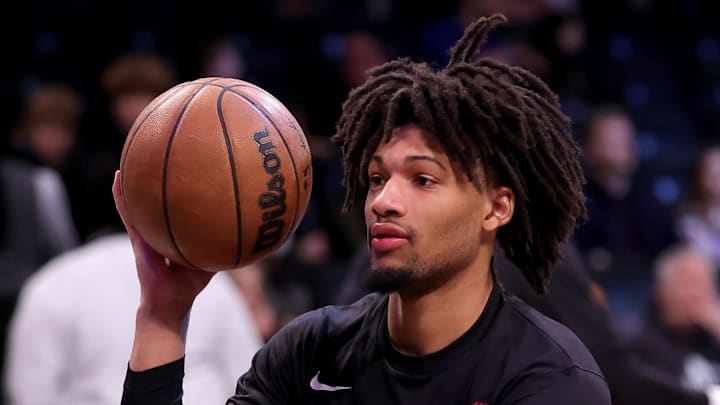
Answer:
[{"left": 119, "top": 77, "right": 312, "bottom": 271}]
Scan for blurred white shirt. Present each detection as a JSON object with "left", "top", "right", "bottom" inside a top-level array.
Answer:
[{"left": 4, "top": 233, "right": 263, "bottom": 405}]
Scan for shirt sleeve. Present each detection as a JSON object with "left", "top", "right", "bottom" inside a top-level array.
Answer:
[
  {"left": 499, "top": 367, "right": 612, "bottom": 405},
  {"left": 121, "top": 358, "right": 185, "bottom": 405},
  {"left": 122, "top": 309, "right": 320, "bottom": 405}
]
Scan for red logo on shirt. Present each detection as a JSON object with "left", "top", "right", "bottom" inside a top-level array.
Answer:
[{"left": 473, "top": 402, "right": 489, "bottom": 405}]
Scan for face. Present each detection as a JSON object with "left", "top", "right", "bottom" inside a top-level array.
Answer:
[
  {"left": 586, "top": 114, "right": 638, "bottom": 176},
  {"left": 363, "top": 124, "right": 505, "bottom": 295},
  {"left": 113, "top": 92, "right": 155, "bottom": 133},
  {"left": 657, "top": 251, "right": 717, "bottom": 329},
  {"left": 341, "top": 32, "right": 388, "bottom": 88},
  {"left": 29, "top": 124, "right": 77, "bottom": 167}
]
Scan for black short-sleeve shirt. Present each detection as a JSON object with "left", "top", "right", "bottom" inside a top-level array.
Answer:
[{"left": 122, "top": 286, "right": 611, "bottom": 405}]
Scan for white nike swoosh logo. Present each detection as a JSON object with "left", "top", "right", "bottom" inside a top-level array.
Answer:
[{"left": 309, "top": 372, "right": 352, "bottom": 391}]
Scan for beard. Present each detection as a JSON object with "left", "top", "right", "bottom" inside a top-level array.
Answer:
[
  {"left": 363, "top": 265, "right": 415, "bottom": 293},
  {"left": 364, "top": 253, "right": 445, "bottom": 296},
  {"left": 363, "top": 243, "right": 478, "bottom": 296}
]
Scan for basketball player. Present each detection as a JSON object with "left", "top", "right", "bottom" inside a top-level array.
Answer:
[{"left": 118, "top": 15, "right": 611, "bottom": 404}]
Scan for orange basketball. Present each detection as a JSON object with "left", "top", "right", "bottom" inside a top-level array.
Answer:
[{"left": 119, "top": 77, "right": 313, "bottom": 271}]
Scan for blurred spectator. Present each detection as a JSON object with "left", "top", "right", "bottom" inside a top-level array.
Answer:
[
  {"left": 305, "top": 30, "right": 391, "bottom": 139},
  {"left": 100, "top": 52, "right": 178, "bottom": 136},
  {"left": 676, "top": 146, "right": 720, "bottom": 267},
  {"left": 497, "top": 240, "right": 720, "bottom": 405},
  {"left": 265, "top": 30, "right": 392, "bottom": 314},
  {"left": 628, "top": 244, "right": 720, "bottom": 393},
  {"left": 304, "top": 29, "right": 391, "bottom": 253},
  {"left": 527, "top": 12, "right": 593, "bottom": 123},
  {"left": 197, "top": 37, "right": 247, "bottom": 79},
  {"left": 290, "top": 30, "right": 392, "bottom": 305},
  {"left": 339, "top": 31, "right": 390, "bottom": 90},
  {"left": 0, "top": 156, "right": 78, "bottom": 405},
  {"left": 228, "top": 259, "right": 281, "bottom": 342},
  {"left": 417, "top": 0, "right": 573, "bottom": 67},
  {"left": 0, "top": 157, "right": 76, "bottom": 292},
  {"left": 269, "top": 227, "right": 348, "bottom": 311},
  {"left": 573, "top": 105, "right": 679, "bottom": 334},
  {"left": 229, "top": 240, "right": 329, "bottom": 342},
  {"left": 227, "top": 248, "right": 313, "bottom": 343},
  {"left": 8, "top": 83, "right": 84, "bottom": 170},
  {"left": 574, "top": 104, "right": 678, "bottom": 276},
  {"left": 63, "top": 51, "right": 177, "bottom": 242},
  {"left": 4, "top": 231, "right": 262, "bottom": 405}
]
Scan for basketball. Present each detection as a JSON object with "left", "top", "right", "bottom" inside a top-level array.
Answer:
[{"left": 119, "top": 77, "right": 313, "bottom": 271}]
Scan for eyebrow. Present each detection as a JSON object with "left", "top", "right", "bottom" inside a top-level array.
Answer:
[{"left": 371, "top": 155, "right": 447, "bottom": 171}]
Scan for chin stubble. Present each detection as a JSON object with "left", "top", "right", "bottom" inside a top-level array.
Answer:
[{"left": 363, "top": 266, "right": 415, "bottom": 293}]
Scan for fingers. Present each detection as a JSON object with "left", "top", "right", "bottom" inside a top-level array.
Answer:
[
  {"left": 113, "top": 170, "right": 142, "bottom": 245},
  {"left": 113, "top": 170, "right": 172, "bottom": 269},
  {"left": 113, "top": 170, "right": 129, "bottom": 229}
]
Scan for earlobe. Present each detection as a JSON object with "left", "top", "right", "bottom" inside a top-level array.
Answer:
[{"left": 483, "top": 187, "right": 514, "bottom": 231}]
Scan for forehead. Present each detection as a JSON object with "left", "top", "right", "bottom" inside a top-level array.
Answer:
[
  {"left": 369, "top": 124, "right": 487, "bottom": 183},
  {"left": 372, "top": 124, "right": 446, "bottom": 157}
]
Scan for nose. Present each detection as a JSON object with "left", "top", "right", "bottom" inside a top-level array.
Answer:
[{"left": 368, "top": 178, "right": 407, "bottom": 218}]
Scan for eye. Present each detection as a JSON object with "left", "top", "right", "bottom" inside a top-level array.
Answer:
[
  {"left": 369, "top": 175, "right": 385, "bottom": 187},
  {"left": 416, "top": 176, "right": 437, "bottom": 187}
]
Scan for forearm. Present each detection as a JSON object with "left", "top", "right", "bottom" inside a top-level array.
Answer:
[{"left": 129, "top": 305, "right": 190, "bottom": 371}]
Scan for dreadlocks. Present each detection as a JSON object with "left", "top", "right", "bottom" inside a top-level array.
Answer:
[{"left": 331, "top": 14, "right": 587, "bottom": 295}]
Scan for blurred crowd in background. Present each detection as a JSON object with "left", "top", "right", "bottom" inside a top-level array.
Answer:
[{"left": 1, "top": 0, "right": 720, "bottom": 404}]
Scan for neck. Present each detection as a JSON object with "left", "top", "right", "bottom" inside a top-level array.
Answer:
[{"left": 386, "top": 249, "right": 495, "bottom": 357}]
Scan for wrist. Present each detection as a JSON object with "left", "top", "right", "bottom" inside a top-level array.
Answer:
[
  {"left": 129, "top": 307, "right": 190, "bottom": 372},
  {"left": 136, "top": 302, "right": 191, "bottom": 335}
]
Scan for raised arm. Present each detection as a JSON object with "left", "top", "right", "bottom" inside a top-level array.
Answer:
[{"left": 114, "top": 171, "right": 215, "bottom": 404}]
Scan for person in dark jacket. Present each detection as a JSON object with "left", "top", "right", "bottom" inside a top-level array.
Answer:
[{"left": 626, "top": 244, "right": 720, "bottom": 395}]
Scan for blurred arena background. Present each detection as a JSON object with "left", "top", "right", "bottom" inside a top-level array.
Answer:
[{"left": 1, "top": 0, "right": 720, "bottom": 403}]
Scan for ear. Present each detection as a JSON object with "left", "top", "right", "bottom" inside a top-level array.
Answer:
[{"left": 482, "top": 186, "right": 514, "bottom": 232}]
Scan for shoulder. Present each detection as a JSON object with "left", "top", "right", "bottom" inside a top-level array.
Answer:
[
  {"left": 499, "top": 364, "right": 611, "bottom": 404},
  {"left": 494, "top": 294, "right": 610, "bottom": 403},
  {"left": 22, "top": 234, "right": 132, "bottom": 291},
  {"left": 500, "top": 293, "right": 605, "bottom": 377},
  {"left": 1, "top": 158, "right": 62, "bottom": 190},
  {"left": 12, "top": 235, "right": 129, "bottom": 326}
]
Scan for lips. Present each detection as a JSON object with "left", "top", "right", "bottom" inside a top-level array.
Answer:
[
  {"left": 369, "top": 223, "right": 409, "bottom": 252},
  {"left": 370, "top": 223, "right": 409, "bottom": 239}
]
